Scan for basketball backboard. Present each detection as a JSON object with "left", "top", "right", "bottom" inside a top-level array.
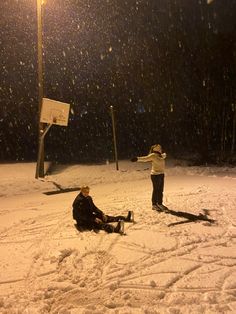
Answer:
[{"left": 40, "top": 98, "right": 70, "bottom": 126}]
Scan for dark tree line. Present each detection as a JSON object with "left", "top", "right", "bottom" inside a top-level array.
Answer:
[{"left": 0, "top": 0, "right": 236, "bottom": 164}]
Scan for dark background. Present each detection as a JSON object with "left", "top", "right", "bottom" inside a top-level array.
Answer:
[{"left": 1, "top": 0, "right": 236, "bottom": 164}]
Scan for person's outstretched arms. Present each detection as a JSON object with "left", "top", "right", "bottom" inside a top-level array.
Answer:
[{"left": 135, "top": 153, "right": 155, "bottom": 162}]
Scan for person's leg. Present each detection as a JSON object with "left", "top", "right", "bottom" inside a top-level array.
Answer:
[
  {"left": 106, "top": 215, "right": 125, "bottom": 223},
  {"left": 151, "top": 175, "right": 159, "bottom": 205},
  {"left": 157, "top": 174, "right": 164, "bottom": 205},
  {"left": 99, "top": 222, "right": 114, "bottom": 233},
  {"left": 98, "top": 221, "right": 124, "bottom": 234},
  {"left": 78, "top": 220, "right": 123, "bottom": 234},
  {"left": 106, "top": 211, "right": 133, "bottom": 222},
  {"left": 86, "top": 220, "right": 114, "bottom": 233}
]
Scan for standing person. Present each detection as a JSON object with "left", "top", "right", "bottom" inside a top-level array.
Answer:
[
  {"left": 72, "top": 185, "right": 134, "bottom": 234},
  {"left": 131, "top": 144, "right": 167, "bottom": 211}
]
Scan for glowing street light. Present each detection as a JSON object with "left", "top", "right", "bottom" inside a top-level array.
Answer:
[{"left": 35, "top": 1, "right": 70, "bottom": 178}]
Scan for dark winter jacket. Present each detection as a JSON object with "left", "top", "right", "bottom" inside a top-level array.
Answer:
[{"left": 72, "top": 192, "right": 104, "bottom": 224}]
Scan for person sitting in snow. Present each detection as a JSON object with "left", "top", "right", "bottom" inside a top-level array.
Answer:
[
  {"left": 72, "top": 185, "right": 134, "bottom": 234},
  {"left": 131, "top": 144, "right": 167, "bottom": 211}
]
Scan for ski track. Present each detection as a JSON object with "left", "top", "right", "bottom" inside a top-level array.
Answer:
[{"left": 0, "top": 181, "right": 235, "bottom": 313}]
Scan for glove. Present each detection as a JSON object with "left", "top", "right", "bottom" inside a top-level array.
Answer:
[
  {"left": 102, "top": 214, "right": 108, "bottom": 222},
  {"left": 131, "top": 157, "right": 138, "bottom": 162},
  {"left": 94, "top": 217, "right": 103, "bottom": 224}
]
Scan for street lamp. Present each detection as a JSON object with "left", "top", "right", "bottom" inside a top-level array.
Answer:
[
  {"left": 35, "top": 1, "right": 71, "bottom": 178},
  {"left": 35, "top": 0, "right": 45, "bottom": 178}
]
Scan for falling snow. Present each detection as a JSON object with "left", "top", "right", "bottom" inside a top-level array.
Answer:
[{"left": 0, "top": 0, "right": 236, "bottom": 164}]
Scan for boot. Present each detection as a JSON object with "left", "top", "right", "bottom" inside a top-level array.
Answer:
[
  {"left": 114, "top": 220, "right": 125, "bottom": 234},
  {"left": 126, "top": 210, "right": 134, "bottom": 222},
  {"left": 156, "top": 204, "right": 168, "bottom": 212}
]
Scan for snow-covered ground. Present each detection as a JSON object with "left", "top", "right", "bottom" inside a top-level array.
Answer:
[{"left": 0, "top": 160, "right": 235, "bottom": 314}]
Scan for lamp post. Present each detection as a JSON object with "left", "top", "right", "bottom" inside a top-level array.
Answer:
[{"left": 35, "top": 0, "right": 45, "bottom": 178}]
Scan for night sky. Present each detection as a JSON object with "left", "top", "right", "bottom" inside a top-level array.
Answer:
[{"left": 1, "top": 0, "right": 236, "bottom": 163}]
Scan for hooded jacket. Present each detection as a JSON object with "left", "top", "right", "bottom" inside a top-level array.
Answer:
[{"left": 137, "top": 152, "right": 166, "bottom": 175}]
